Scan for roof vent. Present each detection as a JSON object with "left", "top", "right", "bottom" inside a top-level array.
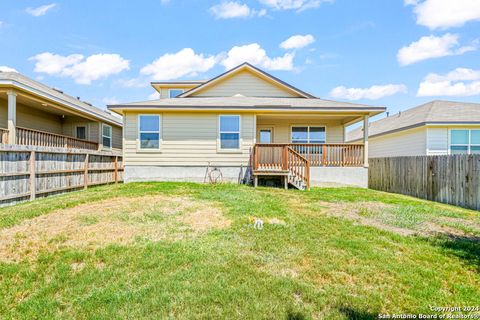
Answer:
[
  {"left": 52, "top": 87, "right": 64, "bottom": 94},
  {"left": 76, "top": 96, "right": 81, "bottom": 100}
]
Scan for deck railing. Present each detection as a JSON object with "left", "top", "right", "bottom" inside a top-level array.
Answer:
[
  {"left": 254, "top": 143, "right": 364, "bottom": 169},
  {"left": 16, "top": 127, "right": 99, "bottom": 151},
  {"left": 0, "top": 128, "right": 8, "bottom": 144},
  {"left": 289, "top": 143, "right": 364, "bottom": 167},
  {"left": 287, "top": 147, "right": 310, "bottom": 188}
]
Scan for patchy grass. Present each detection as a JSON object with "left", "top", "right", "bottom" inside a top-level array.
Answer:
[{"left": 0, "top": 183, "right": 479, "bottom": 319}]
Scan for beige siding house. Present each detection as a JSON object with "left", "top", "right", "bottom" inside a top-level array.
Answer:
[
  {"left": 347, "top": 100, "right": 480, "bottom": 157},
  {"left": 109, "top": 63, "right": 385, "bottom": 189},
  {"left": 0, "top": 72, "right": 122, "bottom": 151}
]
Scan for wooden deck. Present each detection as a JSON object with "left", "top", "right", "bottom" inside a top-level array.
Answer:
[
  {"left": 13, "top": 127, "right": 99, "bottom": 151},
  {"left": 252, "top": 143, "right": 365, "bottom": 190}
]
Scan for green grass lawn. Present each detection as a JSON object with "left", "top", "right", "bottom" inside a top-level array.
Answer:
[{"left": 0, "top": 183, "right": 479, "bottom": 319}]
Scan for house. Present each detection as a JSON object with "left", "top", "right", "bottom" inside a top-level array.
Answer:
[
  {"left": 108, "top": 63, "right": 385, "bottom": 189},
  {"left": 0, "top": 71, "right": 122, "bottom": 152},
  {"left": 347, "top": 100, "right": 480, "bottom": 158}
]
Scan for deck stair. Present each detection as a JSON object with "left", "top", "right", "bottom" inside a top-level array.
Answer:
[{"left": 252, "top": 144, "right": 310, "bottom": 190}]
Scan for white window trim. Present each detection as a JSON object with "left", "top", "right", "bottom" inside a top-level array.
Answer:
[
  {"left": 102, "top": 124, "right": 112, "bottom": 150},
  {"left": 168, "top": 89, "right": 184, "bottom": 98},
  {"left": 75, "top": 124, "right": 88, "bottom": 140},
  {"left": 449, "top": 128, "right": 480, "bottom": 155},
  {"left": 137, "top": 114, "right": 162, "bottom": 152},
  {"left": 217, "top": 115, "right": 242, "bottom": 153},
  {"left": 290, "top": 125, "right": 327, "bottom": 144}
]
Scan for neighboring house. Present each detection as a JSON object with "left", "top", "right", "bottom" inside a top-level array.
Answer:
[
  {"left": 0, "top": 72, "right": 122, "bottom": 152},
  {"left": 109, "top": 63, "right": 385, "bottom": 189},
  {"left": 347, "top": 100, "right": 480, "bottom": 158}
]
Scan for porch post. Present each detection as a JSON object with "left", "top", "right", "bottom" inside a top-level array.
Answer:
[
  {"left": 7, "top": 90, "right": 17, "bottom": 144},
  {"left": 363, "top": 115, "right": 369, "bottom": 167}
]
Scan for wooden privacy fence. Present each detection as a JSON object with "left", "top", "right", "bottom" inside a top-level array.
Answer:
[
  {"left": 0, "top": 145, "right": 123, "bottom": 205},
  {"left": 369, "top": 155, "right": 480, "bottom": 210}
]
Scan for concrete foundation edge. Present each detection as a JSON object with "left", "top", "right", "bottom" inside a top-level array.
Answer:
[{"left": 125, "top": 166, "right": 368, "bottom": 188}]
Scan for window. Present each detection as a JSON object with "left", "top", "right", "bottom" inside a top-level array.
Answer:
[
  {"left": 291, "top": 126, "right": 325, "bottom": 143},
  {"left": 139, "top": 115, "right": 161, "bottom": 149},
  {"left": 450, "top": 129, "right": 480, "bottom": 154},
  {"left": 102, "top": 124, "right": 112, "bottom": 149},
  {"left": 76, "top": 126, "right": 87, "bottom": 140},
  {"left": 259, "top": 129, "right": 272, "bottom": 143},
  {"left": 219, "top": 115, "right": 240, "bottom": 150},
  {"left": 168, "top": 89, "right": 184, "bottom": 98}
]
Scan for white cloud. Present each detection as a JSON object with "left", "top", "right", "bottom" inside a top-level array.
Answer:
[
  {"left": 148, "top": 92, "right": 161, "bottom": 100},
  {"left": 26, "top": 3, "right": 56, "bottom": 17},
  {"left": 405, "top": 0, "right": 480, "bottom": 29},
  {"left": 221, "top": 43, "right": 294, "bottom": 70},
  {"left": 102, "top": 97, "right": 120, "bottom": 105},
  {"left": 210, "top": 1, "right": 264, "bottom": 19},
  {"left": 330, "top": 84, "right": 407, "bottom": 100},
  {"left": 397, "top": 33, "right": 476, "bottom": 66},
  {"left": 117, "top": 77, "right": 148, "bottom": 88},
  {"left": 30, "top": 52, "right": 130, "bottom": 84},
  {"left": 259, "top": 0, "right": 331, "bottom": 12},
  {"left": 0, "top": 66, "right": 18, "bottom": 72},
  {"left": 141, "top": 48, "right": 217, "bottom": 80},
  {"left": 417, "top": 67, "right": 480, "bottom": 96},
  {"left": 280, "top": 34, "right": 315, "bottom": 50}
]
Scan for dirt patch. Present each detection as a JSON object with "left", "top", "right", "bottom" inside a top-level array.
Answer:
[
  {"left": 319, "top": 201, "right": 416, "bottom": 237},
  {"left": 316, "top": 201, "right": 480, "bottom": 238},
  {"left": 0, "top": 195, "right": 229, "bottom": 262}
]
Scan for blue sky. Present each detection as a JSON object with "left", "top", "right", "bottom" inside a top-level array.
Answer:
[{"left": 1, "top": 0, "right": 480, "bottom": 120}]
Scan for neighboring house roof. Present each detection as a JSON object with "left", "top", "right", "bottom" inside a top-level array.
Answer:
[
  {"left": 178, "top": 63, "right": 316, "bottom": 99},
  {"left": 347, "top": 100, "right": 480, "bottom": 141},
  {"left": 0, "top": 72, "right": 122, "bottom": 126},
  {"left": 109, "top": 96, "right": 385, "bottom": 114}
]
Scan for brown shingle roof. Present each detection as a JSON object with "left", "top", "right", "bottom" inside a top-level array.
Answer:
[
  {"left": 0, "top": 72, "right": 122, "bottom": 126},
  {"left": 108, "top": 96, "right": 385, "bottom": 113},
  {"left": 347, "top": 100, "right": 480, "bottom": 141}
]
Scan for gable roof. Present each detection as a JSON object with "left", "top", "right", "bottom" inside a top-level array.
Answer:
[
  {"left": 0, "top": 71, "right": 122, "bottom": 126},
  {"left": 178, "top": 63, "right": 316, "bottom": 99},
  {"left": 347, "top": 100, "right": 480, "bottom": 141}
]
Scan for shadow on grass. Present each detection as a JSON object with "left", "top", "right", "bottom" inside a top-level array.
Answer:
[
  {"left": 430, "top": 234, "right": 480, "bottom": 272},
  {"left": 286, "top": 310, "right": 306, "bottom": 320},
  {"left": 338, "top": 307, "right": 378, "bottom": 320}
]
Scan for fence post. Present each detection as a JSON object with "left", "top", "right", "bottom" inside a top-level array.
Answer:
[
  {"left": 29, "top": 151, "right": 36, "bottom": 200},
  {"left": 84, "top": 153, "right": 89, "bottom": 190},
  {"left": 114, "top": 156, "right": 118, "bottom": 183}
]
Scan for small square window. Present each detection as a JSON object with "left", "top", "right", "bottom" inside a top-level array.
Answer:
[{"left": 169, "top": 89, "right": 184, "bottom": 98}]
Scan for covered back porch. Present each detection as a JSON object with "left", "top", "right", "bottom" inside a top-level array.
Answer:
[
  {"left": 251, "top": 113, "right": 370, "bottom": 190},
  {"left": 0, "top": 89, "right": 115, "bottom": 151}
]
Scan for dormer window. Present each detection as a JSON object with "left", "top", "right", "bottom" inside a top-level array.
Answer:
[{"left": 168, "top": 89, "right": 184, "bottom": 98}]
